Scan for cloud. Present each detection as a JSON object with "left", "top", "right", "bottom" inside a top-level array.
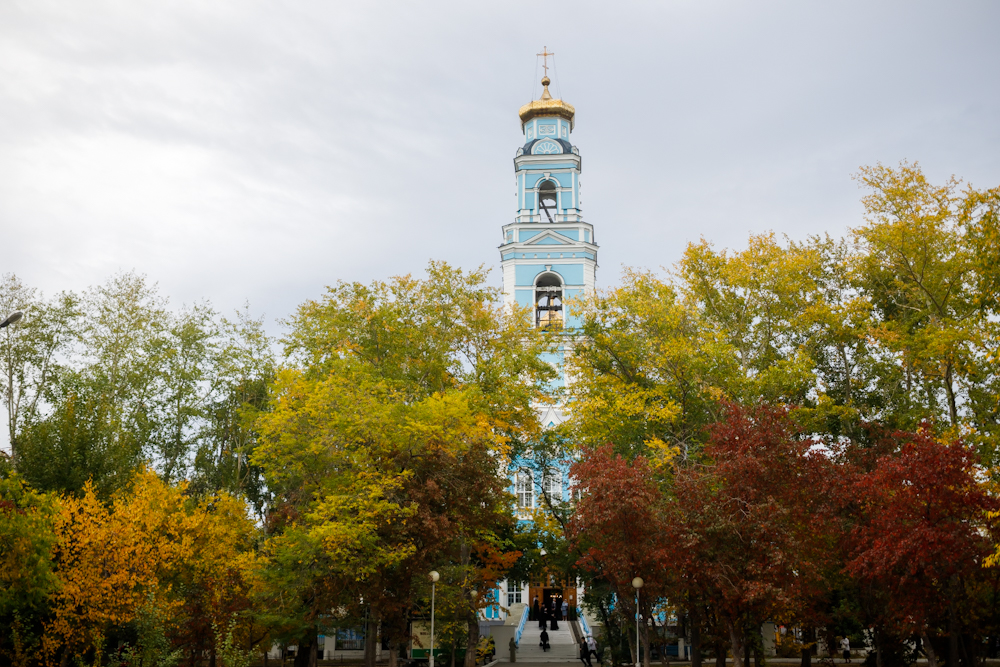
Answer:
[{"left": 0, "top": 0, "right": 997, "bottom": 330}]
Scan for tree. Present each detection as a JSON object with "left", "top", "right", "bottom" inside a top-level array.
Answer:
[
  {"left": 0, "top": 474, "right": 59, "bottom": 663},
  {"left": 191, "top": 305, "right": 275, "bottom": 519},
  {"left": 254, "top": 262, "right": 551, "bottom": 667},
  {"left": 44, "top": 471, "right": 180, "bottom": 664},
  {"left": 845, "top": 429, "right": 998, "bottom": 667},
  {"left": 670, "top": 404, "right": 838, "bottom": 667},
  {"left": 569, "top": 445, "right": 669, "bottom": 667},
  {"left": 678, "top": 233, "right": 823, "bottom": 407},
  {"left": 564, "top": 269, "right": 727, "bottom": 462},
  {"left": 851, "top": 162, "right": 990, "bottom": 429},
  {"left": 16, "top": 272, "right": 168, "bottom": 497},
  {"left": 0, "top": 274, "right": 79, "bottom": 465}
]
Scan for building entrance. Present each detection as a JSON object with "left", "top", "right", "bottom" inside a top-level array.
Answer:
[
  {"left": 528, "top": 580, "right": 577, "bottom": 622},
  {"left": 542, "top": 588, "right": 563, "bottom": 617}
]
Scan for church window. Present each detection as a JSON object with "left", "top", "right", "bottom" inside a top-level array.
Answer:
[
  {"left": 516, "top": 470, "right": 533, "bottom": 508},
  {"left": 507, "top": 580, "right": 522, "bottom": 606},
  {"left": 535, "top": 272, "right": 563, "bottom": 329},
  {"left": 542, "top": 468, "right": 563, "bottom": 503},
  {"left": 538, "top": 180, "right": 557, "bottom": 223}
]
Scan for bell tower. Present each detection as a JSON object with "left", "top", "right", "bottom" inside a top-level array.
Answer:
[{"left": 499, "top": 73, "right": 598, "bottom": 332}]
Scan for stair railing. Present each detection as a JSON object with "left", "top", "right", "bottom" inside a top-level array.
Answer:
[{"left": 514, "top": 604, "right": 529, "bottom": 647}]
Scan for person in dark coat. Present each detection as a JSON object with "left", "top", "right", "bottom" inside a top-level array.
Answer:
[
  {"left": 550, "top": 608, "right": 559, "bottom": 631},
  {"left": 532, "top": 596, "right": 540, "bottom": 622},
  {"left": 579, "top": 637, "right": 593, "bottom": 667},
  {"left": 540, "top": 628, "right": 550, "bottom": 652},
  {"left": 538, "top": 605, "right": 546, "bottom": 629}
]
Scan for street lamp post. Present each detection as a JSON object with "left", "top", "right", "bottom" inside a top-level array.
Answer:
[
  {"left": 430, "top": 571, "right": 440, "bottom": 667},
  {"left": 632, "top": 577, "right": 644, "bottom": 667}
]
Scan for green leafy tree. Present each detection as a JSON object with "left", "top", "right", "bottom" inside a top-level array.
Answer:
[
  {"left": 0, "top": 474, "right": 59, "bottom": 662},
  {"left": 0, "top": 274, "right": 79, "bottom": 465}
]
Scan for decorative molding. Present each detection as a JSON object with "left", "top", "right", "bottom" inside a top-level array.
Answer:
[{"left": 532, "top": 140, "right": 561, "bottom": 155}]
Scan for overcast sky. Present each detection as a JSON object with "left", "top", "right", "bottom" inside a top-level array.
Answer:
[{"left": 1, "top": 0, "right": 998, "bottom": 327}]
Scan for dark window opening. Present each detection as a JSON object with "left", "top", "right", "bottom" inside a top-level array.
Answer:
[{"left": 539, "top": 180, "right": 557, "bottom": 223}]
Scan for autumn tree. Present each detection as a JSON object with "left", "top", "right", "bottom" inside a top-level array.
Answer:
[
  {"left": 569, "top": 445, "right": 670, "bottom": 667},
  {"left": 41, "top": 469, "right": 260, "bottom": 667},
  {"left": 851, "top": 162, "right": 987, "bottom": 429},
  {"left": 253, "top": 262, "right": 551, "bottom": 667},
  {"left": 844, "top": 428, "right": 998, "bottom": 667},
  {"left": 669, "top": 404, "right": 838, "bottom": 667}
]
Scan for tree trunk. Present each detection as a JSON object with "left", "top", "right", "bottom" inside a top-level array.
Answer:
[
  {"left": 726, "top": 618, "right": 745, "bottom": 667},
  {"left": 389, "top": 646, "right": 398, "bottom": 667},
  {"left": 949, "top": 576, "right": 960, "bottom": 667},
  {"left": 945, "top": 363, "right": 958, "bottom": 426},
  {"left": 294, "top": 635, "right": 315, "bottom": 667},
  {"left": 958, "top": 634, "right": 972, "bottom": 667},
  {"left": 365, "top": 616, "right": 378, "bottom": 667},
  {"left": 800, "top": 627, "right": 812, "bottom": 667},
  {"left": 465, "top": 618, "right": 480, "bottom": 667},
  {"left": 642, "top": 618, "right": 652, "bottom": 667},
  {"left": 690, "top": 604, "right": 702, "bottom": 667},
  {"left": 714, "top": 640, "right": 726, "bottom": 667},
  {"left": 922, "top": 630, "right": 939, "bottom": 667}
]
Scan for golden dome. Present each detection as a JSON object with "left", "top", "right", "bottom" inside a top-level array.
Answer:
[{"left": 518, "top": 76, "right": 575, "bottom": 129}]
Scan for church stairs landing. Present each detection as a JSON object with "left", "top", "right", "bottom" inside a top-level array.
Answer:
[{"left": 509, "top": 622, "right": 578, "bottom": 663}]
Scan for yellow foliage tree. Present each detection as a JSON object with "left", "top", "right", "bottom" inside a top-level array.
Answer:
[{"left": 43, "top": 470, "right": 260, "bottom": 666}]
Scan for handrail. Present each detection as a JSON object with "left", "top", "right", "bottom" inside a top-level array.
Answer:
[
  {"left": 514, "top": 604, "right": 529, "bottom": 647},
  {"left": 576, "top": 607, "right": 591, "bottom": 638}
]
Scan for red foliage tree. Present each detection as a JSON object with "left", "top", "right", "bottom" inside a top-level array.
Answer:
[
  {"left": 845, "top": 428, "right": 998, "bottom": 667},
  {"left": 671, "top": 404, "right": 839, "bottom": 667},
  {"left": 569, "top": 445, "right": 670, "bottom": 667}
]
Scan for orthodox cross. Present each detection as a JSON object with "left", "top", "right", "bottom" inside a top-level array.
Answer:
[{"left": 537, "top": 47, "right": 555, "bottom": 76}]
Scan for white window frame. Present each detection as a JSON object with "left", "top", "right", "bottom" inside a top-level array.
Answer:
[{"left": 516, "top": 470, "right": 533, "bottom": 509}]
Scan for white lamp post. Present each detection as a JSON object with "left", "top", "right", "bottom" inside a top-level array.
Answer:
[
  {"left": 430, "top": 571, "right": 440, "bottom": 667},
  {"left": 632, "top": 577, "right": 644, "bottom": 667}
]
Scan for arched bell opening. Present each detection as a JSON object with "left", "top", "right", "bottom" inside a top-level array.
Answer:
[
  {"left": 538, "top": 180, "right": 558, "bottom": 223},
  {"left": 535, "top": 272, "right": 563, "bottom": 329}
]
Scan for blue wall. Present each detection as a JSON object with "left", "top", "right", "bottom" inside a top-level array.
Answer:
[{"left": 514, "top": 263, "right": 585, "bottom": 286}]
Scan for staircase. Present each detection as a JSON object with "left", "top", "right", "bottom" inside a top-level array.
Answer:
[{"left": 514, "top": 620, "right": 579, "bottom": 663}]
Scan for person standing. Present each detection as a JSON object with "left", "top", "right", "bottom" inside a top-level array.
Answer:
[
  {"left": 841, "top": 637, "right": 851, "bottom": 663},
  {"left": 562, "top": 599, "right": 569, "bottom": 621},
  {"left": 579, "top": 637, "right": 593, "bottom": 667},
  {"left": 540, "top": 628, "right": 550, "bottom": 652},
  {"left": 532, "top": 596, "right": 540, "bottom": 622}
]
